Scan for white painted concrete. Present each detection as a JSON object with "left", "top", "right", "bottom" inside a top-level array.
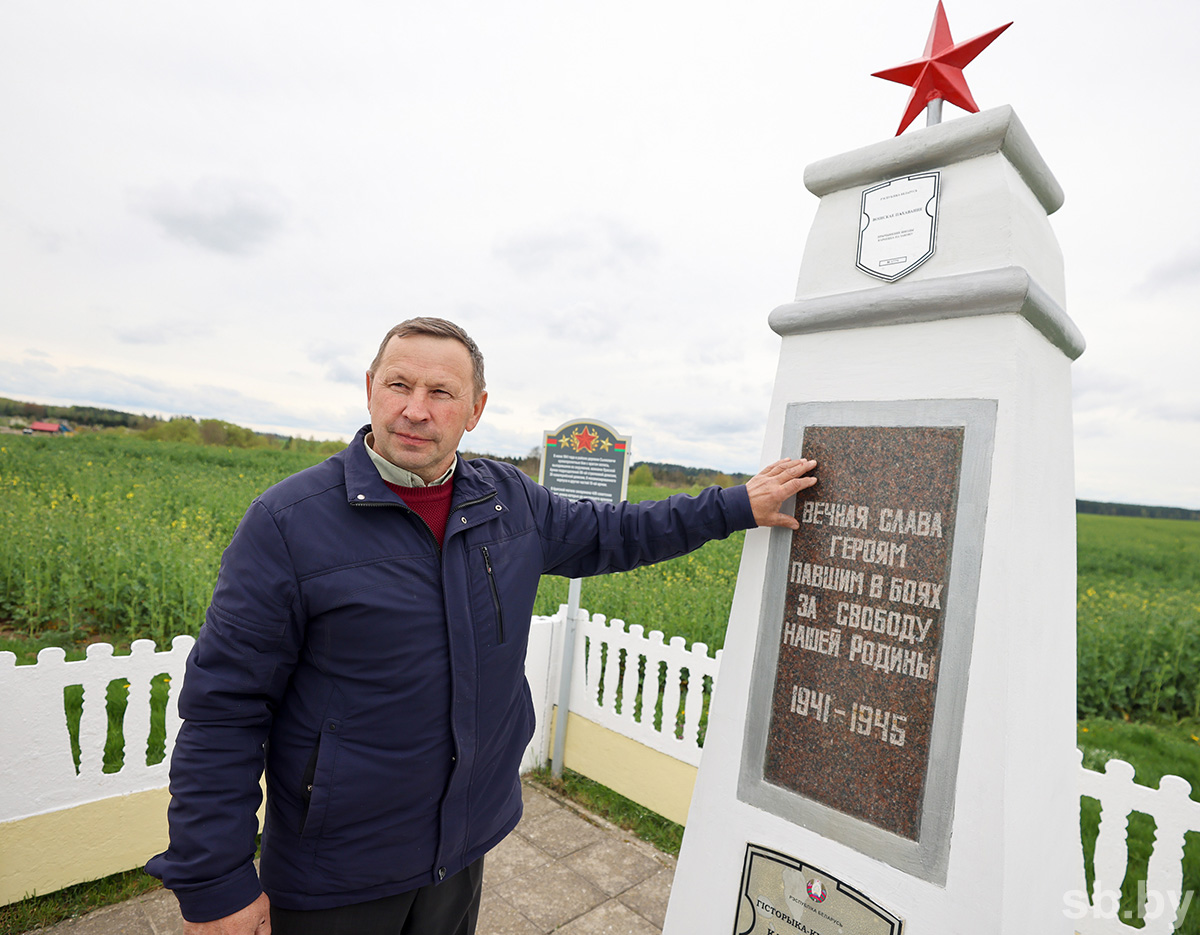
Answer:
[{"left": 665, "top": 107, "right": 1082, "bottom": 934}]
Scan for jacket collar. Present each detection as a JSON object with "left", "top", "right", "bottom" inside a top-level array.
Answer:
[
  {"left": 343, "top": 426, "right": 397, "bottom": 504},
  {"left": 343, "top": 425, "right": 498, "bottom": 508},
  {"left": 448, "top": 450, "right": 499, "bottom": 507}
]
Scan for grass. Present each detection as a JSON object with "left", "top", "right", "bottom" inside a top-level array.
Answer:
[
  {"left": 1077, "top": 515, "right": 1200, "bottom": 721},
  {"left": 531, "top": 483, "right": 745, "bottom": 652},
  {"left": 1078, "top": 515, "right": 1200, "bottom": 591},
  {"left": 530, "top": 766, "right": 685, "bottom": 857},
  {"left": 0, "top": 869, "right": 162, "bottom": 935},
  {"left": 0, "top": 436, "right": 328, "bottom": 644}
]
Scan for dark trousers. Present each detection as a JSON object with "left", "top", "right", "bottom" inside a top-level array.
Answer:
[{"left": 269, "top": 858, "right": 484, "bottom": 935}]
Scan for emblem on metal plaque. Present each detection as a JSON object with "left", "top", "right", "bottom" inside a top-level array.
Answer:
[
  {"left": 734, "top": 844, "right": 903, "bottom": 935},
  {"left": 856, "top": 172, "right": 939, "bottom": 281}
]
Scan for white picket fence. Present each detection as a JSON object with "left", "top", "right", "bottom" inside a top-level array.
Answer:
[
  {"left": 515, "top": 606, "right": 719, "bottom": 775},
  {"left": 572, "top": 612, "right": 720, "bottom": 767},
  {"left": 1075, "top": 752, "right": 1200, "bottom": 934},
  {"left": 0, "top": 636, "right": 193, "bottom": 823},
  {"left": 3, "top": 613, "right": 1200, "bottom": 933}
]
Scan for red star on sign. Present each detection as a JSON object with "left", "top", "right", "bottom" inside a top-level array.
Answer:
[
  {"left": 574, "top": 426, "right": 599, "bottom": 453},
  {"left": 872, "top": 2, "right": 1011, "bottom": 136}
]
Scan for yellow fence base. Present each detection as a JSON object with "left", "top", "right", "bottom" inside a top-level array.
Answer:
[
  {"left": 0, "top": 782, "right": 268, "bottom": 907},
  {"left": 554, "top": 708, "right": 698, "bottom": 827},
  {"left": 0, "top": 711, "right": 693, "bottom": 906},
  {"left": 0, "top": 787, "right": 171, "bottom": 906}
]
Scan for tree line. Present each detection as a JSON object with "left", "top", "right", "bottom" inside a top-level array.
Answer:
[
  {"left": 1076, "top": 499, "right": 1199, "bottom": 522},
  {"left": 0, "top": 397, "right": 343, "bottom": 454},
  {"left": 6, "top": 396, "right": 1195, "bottom": 517}
]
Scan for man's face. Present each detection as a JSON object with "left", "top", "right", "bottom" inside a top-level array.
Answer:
[{"left": 366, "top": 334, "right": 487, "bottom": 482}]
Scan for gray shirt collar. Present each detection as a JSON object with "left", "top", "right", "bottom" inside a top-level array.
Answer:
[{"left": 363, "top": 433, "right": 456, "bottom": 487}]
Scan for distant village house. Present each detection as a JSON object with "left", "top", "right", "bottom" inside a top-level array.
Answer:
[{"left": 25, "top": 421, "right": 71, "bottom": 435}]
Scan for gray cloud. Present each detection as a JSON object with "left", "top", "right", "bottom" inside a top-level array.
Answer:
[
  {"left": 1071, "top": 367, "right": 1134, "bottom": 406},
  {"left": 111, "top": 318, "right": 214, "bottom": 346},
  {"left": 536, "top": 398, "right": 584, "bottom": 419},
  {"left": 308, "top": 343, "right": 365, "bottom": 386},
  {"left": 132, "top": 178, "right": 288, "bottom": 255},
  {"left": 1136, "top": 244, "right": 1200, "bottom": 296},
  {"left": 3, "top": 356, "right": 57, "bottom": 382},
  {"left": 650, "top": 410, "right": 760, "bottom": 446},
  {"left": 1072, "top": 366, "right": 1200, "bottom": 426},
  {"left": 28, "top": 225, "right": 65, "bottom": 254},
  {"left": 1073, "top": 415, "right": 1119, "bottom": 441},
  {"left": 493, "top": 216, "right": 659, "bottom": 278},
  {"left": 0, "top": 356, "right": 342, "bottom": 433},
  {"left": 1144, "top": 399, "right": 1200, "bottom": 424},
  {"left": 538, "top": 304, "right": 621, "bottom": 345}
]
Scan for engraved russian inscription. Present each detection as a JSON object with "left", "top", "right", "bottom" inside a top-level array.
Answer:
[{"left": 762, "top": 426, "right": 964, "bottom": 840}]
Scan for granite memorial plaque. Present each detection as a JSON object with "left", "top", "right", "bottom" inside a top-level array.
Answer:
[
  {"left": 739, "top": 400, "right": 995, "bottom": 884},
  {"left": 734, "top": 844, "right": 903, "bottom": 935},
  {"left": 539, "top": 419, "right": 631, "bottom": 505},
  {"left": 763, "top": 424, "right": 961, "bottom": 840}
]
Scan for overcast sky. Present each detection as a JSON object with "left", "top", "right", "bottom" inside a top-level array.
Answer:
[{"left": 2, "top": 1, "right": 1197, "bottom": 508}]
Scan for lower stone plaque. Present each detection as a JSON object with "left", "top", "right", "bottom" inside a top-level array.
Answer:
[{"left": 734, "top": 844, "right": 903, "bottom": 935}]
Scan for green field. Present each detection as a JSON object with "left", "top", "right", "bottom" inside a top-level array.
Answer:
[
  {"left": 1077, "top": 514, "right": 1200, "bottom": 721},
  {"left": 1073, "top": 514, "right": 1200, "bottom": 932},
  {"left": 0, "top": 435, "right": 328, "bottom": 649},
  {"left": 0, "top": 435, "right": 745, "bottom": 655},
  {"left": 3, "top": 435, "right": 1198, "bottom": 718},
  {"left": 3, "top": 434, "right": 1200, "bottom": 930}
]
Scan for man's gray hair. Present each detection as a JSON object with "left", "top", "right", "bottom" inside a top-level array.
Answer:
[{"left": 369, "top": 318, "right": 486, "bottom": 398}]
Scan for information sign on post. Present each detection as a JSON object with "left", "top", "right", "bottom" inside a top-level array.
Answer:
[
  {"left": 539, "top": 419, "right": 631, "bottom": 504},
  {"left": 539, "top": 419, "right": 632, "bottom": 778}
]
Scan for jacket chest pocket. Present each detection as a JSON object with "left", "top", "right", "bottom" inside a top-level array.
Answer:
[
  {"left": 480, "top": 545, "right": 506, "bottom": 644},
  {"left": 464, "top": 529, "right": 541, "bottom": 651}
]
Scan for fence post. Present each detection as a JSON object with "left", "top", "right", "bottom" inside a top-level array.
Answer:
[{"left": 551, "top": 577, "right": 583, "bottom": 778}]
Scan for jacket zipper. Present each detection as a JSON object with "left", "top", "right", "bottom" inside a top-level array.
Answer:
[
  {"left": 480, "top": 545, "right": 505, "bottom": 644},
  {"left": 351, "top": 493, "right": 497, "bottom": 532},
  {"left": 352, "top": 484, "right": 501, "bottom": 871},
  {"left": 350, "top": 497, "right": 442, "bottom": 552}
]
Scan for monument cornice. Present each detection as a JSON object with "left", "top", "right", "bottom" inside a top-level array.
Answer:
[
  {"left": 803, "top": 105, "right": 1064, "bottom": 216},
  {"left": 768, "top": 265, "right": 1085, "bottom": 360}
]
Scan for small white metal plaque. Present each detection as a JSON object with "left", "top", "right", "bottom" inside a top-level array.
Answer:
[
  {"left": 856, "top": 172, "right": 939, "bottom": 282},
  {"left": 734, "top": 844, "right": 903, "bottom": 935}
]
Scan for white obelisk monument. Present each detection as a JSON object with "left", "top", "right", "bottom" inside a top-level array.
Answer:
[{"left": 664, "top": 102, "right": 1083, "bottom": 934}]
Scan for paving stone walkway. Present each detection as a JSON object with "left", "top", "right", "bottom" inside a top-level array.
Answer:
[{"left": 28, "top": 780, "right": 675, "bottom": 934}]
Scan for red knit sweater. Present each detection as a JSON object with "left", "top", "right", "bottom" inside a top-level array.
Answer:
[{"left": 385, "top": 479, "right": 454, "bottom": 548}]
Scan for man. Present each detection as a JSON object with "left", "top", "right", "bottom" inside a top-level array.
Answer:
[{"left": 147, "top": 318, "right": 817, "bottom": 934}]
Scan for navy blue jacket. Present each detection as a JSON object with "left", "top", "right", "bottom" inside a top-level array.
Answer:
[{"left": 147, "top": 427, "right": 755, "bottom": 922}]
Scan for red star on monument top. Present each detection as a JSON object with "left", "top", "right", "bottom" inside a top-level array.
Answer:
[
  {"left": 574, "top": 426, "right": 598, "bottom": 453},
  {"left": 872, "top": 1, "right": 1011, "bottom": 136}
]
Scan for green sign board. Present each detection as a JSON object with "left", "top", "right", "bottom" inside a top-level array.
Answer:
[{"left": 539, "top": 419, "right": 631, "bottom": 504}]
